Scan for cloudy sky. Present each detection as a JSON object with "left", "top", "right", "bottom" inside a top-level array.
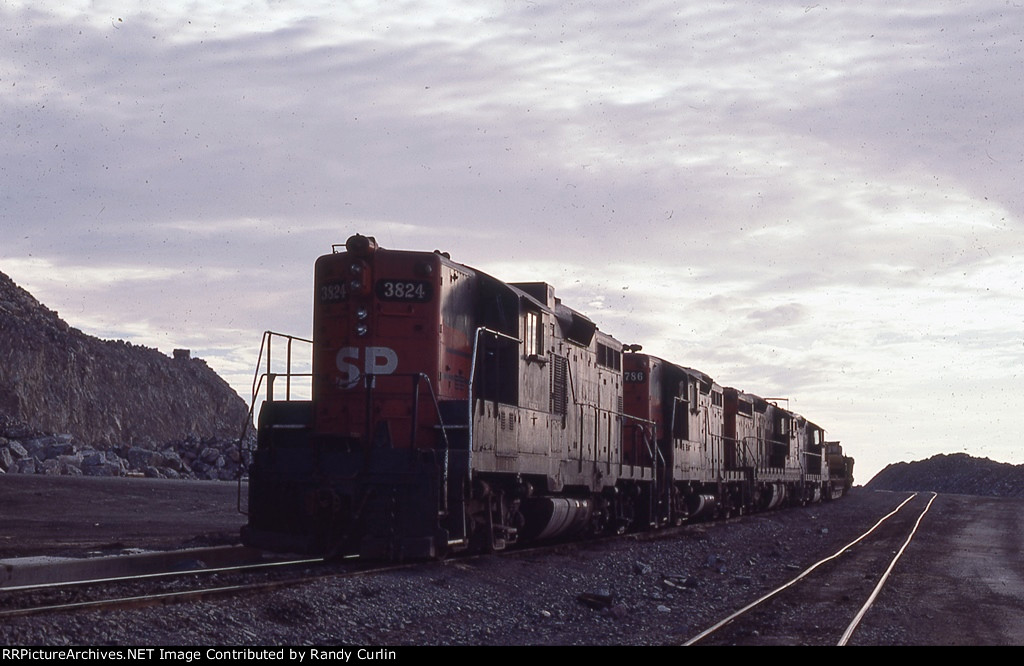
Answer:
[{"left": 3, "top": 1, "right": 1022, "bottom": 482}]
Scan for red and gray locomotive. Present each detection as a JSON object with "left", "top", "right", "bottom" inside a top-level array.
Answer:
[{"left": 241, "top": 234, "right": 853, "bottom": 559}]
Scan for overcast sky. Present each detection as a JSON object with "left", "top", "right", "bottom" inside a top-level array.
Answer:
[{"left": 3, "top": 1, "right": 1022, "bottom": 482}]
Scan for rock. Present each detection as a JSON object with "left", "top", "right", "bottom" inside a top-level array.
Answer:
[
  {"left": 40, "top": 459, "right": 61, "bottom": 475},
  {"left": 664, "top": 575, "right": 699, "bottom": 590},
  {"left": 128, "top": 447, "right": 164, "bottom": 469},
  {"left": 45, "top": 438, "right": 76, "bottom": 458},
  {"left": 21, "top": 437, "right": 52, "bottom": 457},
  {"left": 867, "top": 453, "right": 1024, "bottom": 498},
  {"left": 577, "top": 590, "right": 614, "bottom": 609},
  {"left": 7, "top": 440, "right": 27, "bottom": 459},
  {"left": 82, "top": 460, "right": 121, "bottom": 477},
  {"left": 607, "top": 603, "right": 629, "bottom": 620},
  {"left": 704, "top": 554, "right": 723, "bottom": 568},
  {"left": 0, "top": 270, "right": 249, "bottom": 455},
  {"left": 160, "top": 449, "right": 184, "bottom": 472},
  {"left": 57, "top": 453, "right": 85, "bottom": 472},
  {"left": 0, "top": 414, "right": 249, "bottom": 479}
]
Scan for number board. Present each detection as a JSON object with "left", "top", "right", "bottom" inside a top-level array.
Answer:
[
  {"left": 375, "top": 279, "right": 433, "bottom": 302},
  {"left": 319, "top": 281, "right": 349, "bottom": 303}
]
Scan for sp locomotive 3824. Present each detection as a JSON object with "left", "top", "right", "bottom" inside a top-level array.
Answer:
[{"left": 241, "top": 234, "right": 854, "bottom": 559}]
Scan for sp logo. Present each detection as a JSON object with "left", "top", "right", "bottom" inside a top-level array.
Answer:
[{"left": 335, "top": 346, "right": 399, "bottom": 388}]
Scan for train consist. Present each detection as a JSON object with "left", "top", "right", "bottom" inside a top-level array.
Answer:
[{"left": 241, "top": 234, "right": 854, "bottom": 559}]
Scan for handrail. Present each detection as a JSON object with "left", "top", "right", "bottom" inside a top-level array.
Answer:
[
  {"left": 621, "top": 410, "right": 667, "bottom": 523},
  {"left": 740, "top": 435, "right": 759, "bottom": 476},
  {"left": 236, "top": 331, "right": 312, "bottom": 516},
  {"left": 250, "top": 330, "right": 313, "bottom": 405}
]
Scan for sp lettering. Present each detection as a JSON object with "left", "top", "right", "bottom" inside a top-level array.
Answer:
[{"left": 335, "top": 346, "right": 398, "bottom": 388}]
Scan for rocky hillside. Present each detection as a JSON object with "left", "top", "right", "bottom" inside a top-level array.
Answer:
[
  {"left": 866, "top": 453, "right": 1024, "bottom": 498},
  {"left": 0, "top": 269, "right": 251, "bottom": 479}
]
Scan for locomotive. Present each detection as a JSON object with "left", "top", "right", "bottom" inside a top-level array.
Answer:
[{"left": 241, "top": 234, "right": 854, "bottom": 559}]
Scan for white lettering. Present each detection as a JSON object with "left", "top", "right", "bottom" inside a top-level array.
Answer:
[
  {"left": 336, "top": 347, "right": 361, "bottom": 388},
  {"left": 357, "top": 649, "right": 398, "bottom": 660},
  {"left": 310, "top": 649, "right": 351, "bottom": 661},
  {"left": 365, "top": 346, "right": 398, "bottom": 375},
  {"left": 335, "top": 346, "right": 399, "bottom": 389}
]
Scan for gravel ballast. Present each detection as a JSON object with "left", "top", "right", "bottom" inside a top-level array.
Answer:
[{"left": 1, "top": 488, "right": 907, "bottom": 645}]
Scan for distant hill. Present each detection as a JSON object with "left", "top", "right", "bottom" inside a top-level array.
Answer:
[
  {"left": 0, "top": 269, "right": 250, "bottom": 478},
  {"left": 866, "top": 453, "right": 1024, "bottom": 498}
]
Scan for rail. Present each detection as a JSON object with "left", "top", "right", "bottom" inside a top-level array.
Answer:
[
  {"left": 250, "top": 331, "right": 314, "bottom": 404},
  {"left": 620, "top": 411, "right": 666, "bottom": 523},
  {"left": 620, "top": 412, "right": 661, "bottom": 467},
  {"left": 710, "top": 433, "right": 829, "bottom": 481},
  {"left": 683, "top": 492, "right": 936, "bottom": 646}
]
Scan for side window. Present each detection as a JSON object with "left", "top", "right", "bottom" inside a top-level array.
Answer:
[
  {"left": 524, "top": 310, "right": 542, "bottom": 357},
  {"left": 596, "top": 343, "right": 621, "bottom": 370}
]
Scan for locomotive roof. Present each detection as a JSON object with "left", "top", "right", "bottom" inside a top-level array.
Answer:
[
  {"left": 428, "top": 246, "right": 617, "bottom": 349},
  {"left": 634, "top": 352, "right": 721, "bottom": 389}
]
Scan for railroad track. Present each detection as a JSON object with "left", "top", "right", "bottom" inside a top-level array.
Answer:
[
  {"left": 683, "top": 491, "right": 938, "bottom": 646},
  {"left": 6, "top": 491, "right": 978, "bottom": 645},
  {"left": 0, "top": 521, "right": 700, "bottom": 620},
  {"left": 0, "top": 551, "right": 347, "bottom": 618},
  {"left": 2, "top": 494, "right": 928, "bottom": 633}
]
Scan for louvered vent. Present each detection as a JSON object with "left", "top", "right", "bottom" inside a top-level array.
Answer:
[{"left": 550, "top": 354, "right": 568, "bottom": 415}]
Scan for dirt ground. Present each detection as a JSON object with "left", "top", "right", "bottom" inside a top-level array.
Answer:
[
  {"left": 0, "top": 474, "right": 245, "bottom": 558},
  {"left": 852, "top": 493, "right": 1024, "bottom": 645}
]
